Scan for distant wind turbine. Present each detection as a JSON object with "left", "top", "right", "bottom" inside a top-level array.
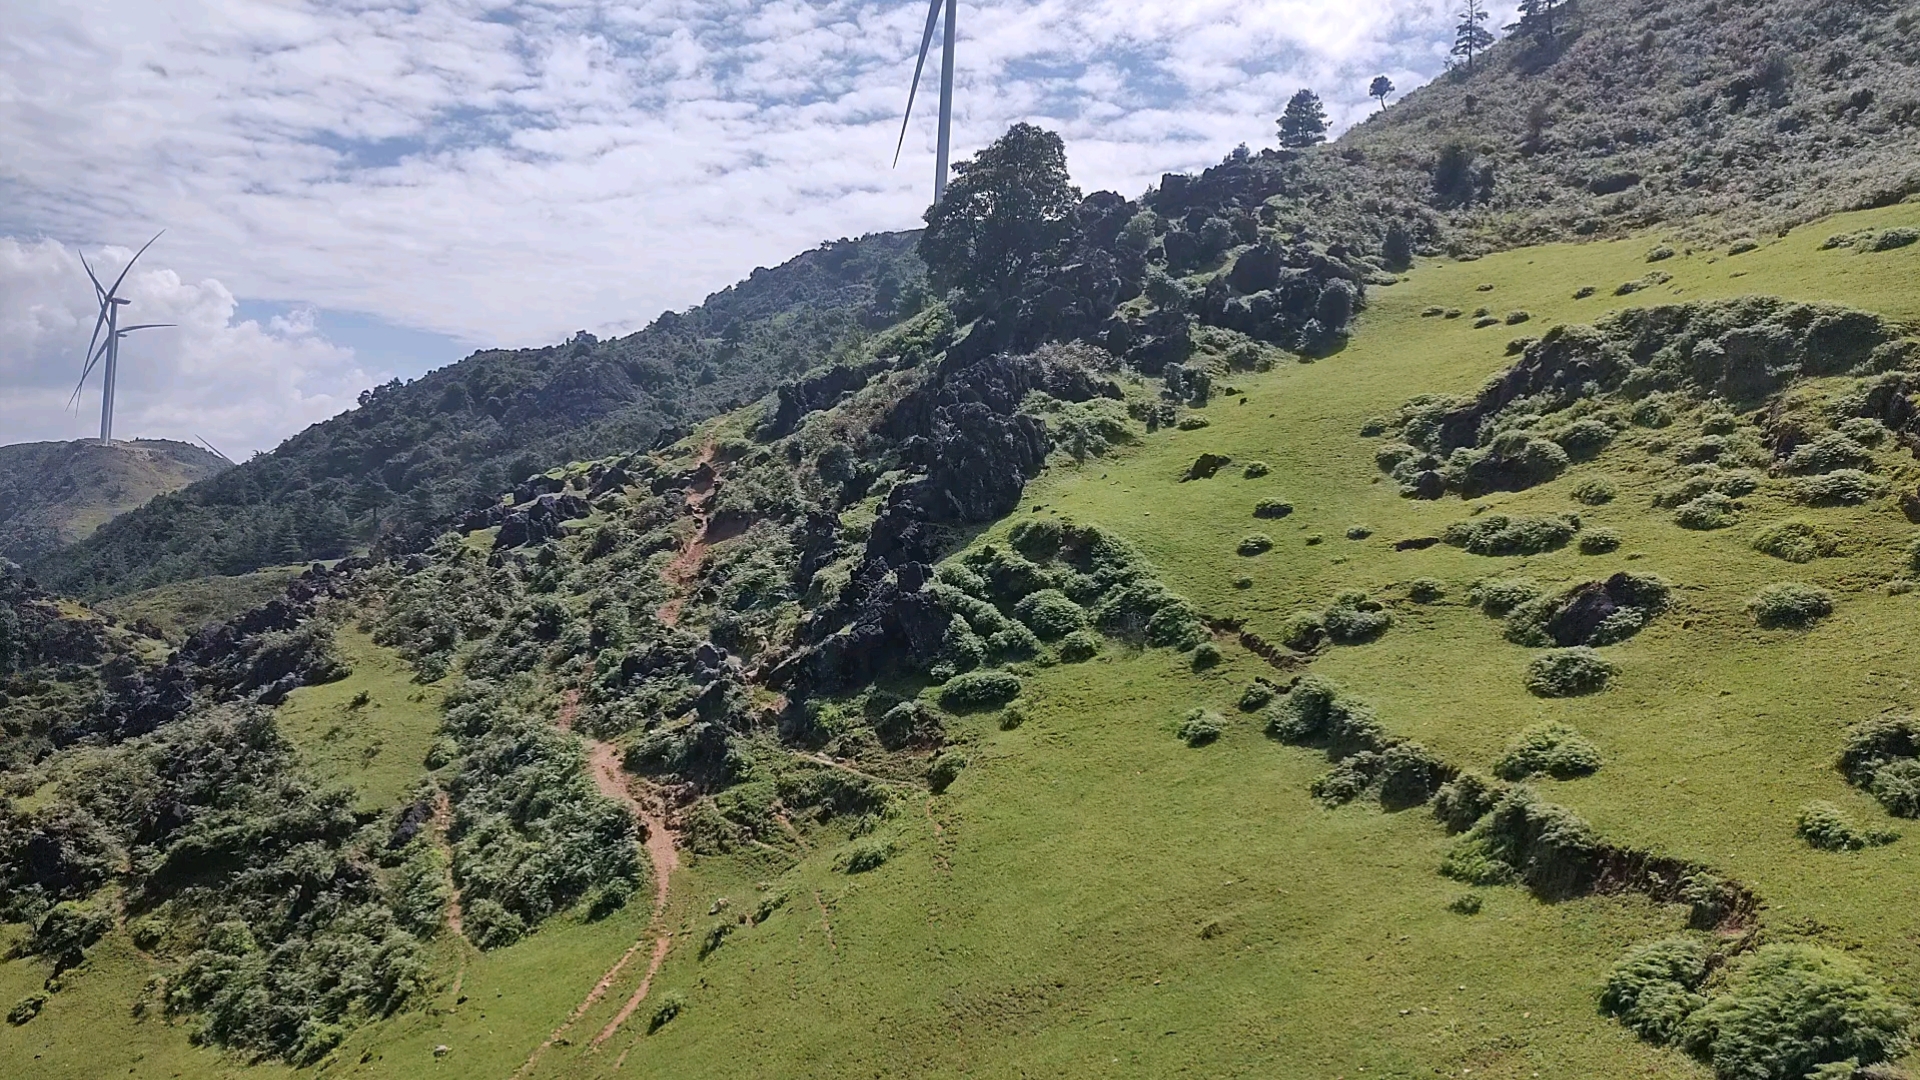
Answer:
[
  {"left": 71, "top": 232, "right": 173, "bottom": 446},
  {"left": 893, "top": 0, "right": 959, "bottom": 204}
]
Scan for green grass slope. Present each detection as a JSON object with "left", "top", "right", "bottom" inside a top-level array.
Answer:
[{"left": 0, "top": 439, "right": 229, "bottom": 566}]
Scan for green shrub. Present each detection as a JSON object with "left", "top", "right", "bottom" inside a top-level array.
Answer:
[
  {"left": 1448, "top": 892, "right": 1483, "bottom": 915},
  {"left": 1795, "top": 801, "right": 1893, "bottom": 851},
  {"left": 1574, "top": 286, "right": 1596, "bottom": 299},
  {"left": 927, "top": 752, "right": 968, "bottom": 793},
  {"left": 1237, "top": 683, "right": 1274, "bottom": 711},
  {"left": 648, "top": 991, "right": 686, "bottom": 1033},
  {"left": 1176, "top": 415, "right": 1210, "bottom": 430},
  {"left": 838, "top": 839, "right": 892, "bottom": 874},
  {"left": 1242, "top": 461, "right": 1271, "bottom": 478},
  {"left": 1279, "top": 612, "right": 1326, "bottom": 651},
  {"left": 1177, "top": 709, "right": 1223, "bottom": 747},
  {"left": 1751, "top": 520, "right": 1843, "bottom": 563},
  {"left": 1783, "top": 433, "right": 1874, "bottom": 475},
  {"left": 1578, "top": 529, "right": 1622, "bottom": 555},
  {"left": 1408, "top": 578, "right": 1446, "bottom": 603},
  {"left": 1505, "top": 310, "right": 1532, "bottom": 325},
  {"left": 1265, "top": 675, "right": 1384, "bottom": 755},
  {"left": 1432, "top": 772, "right": 1502, "bottom": 833},
  {"left": 1601, "top": 936, "right": 1713, "bottom": 1044},
  {"left": 1439, "top": 788, "right": 1601, "bottom": 897},
  {"left": 1869, "top": 228, "right": 1919, "bottom": 251},
  {"left": 1679, "top": 944, "right": 1908, "bottom": 1079},
  {"left": 939, "top": 670, "right": 1022, "bottom": 710},
  {"left": 1013, "top": 589, "right": 1086, "bottom": 640},
  {"left": 1524, "top": 650, "right": 1618, "bottom": 699},
  {"left": 999, "top": 702, "right": 1029, "bottom": 730},
  {"left": 1470, "top": 576, "right": 1543, "bottom": 616},
  {"left": 1728, "top": 239, "right": 1760, "bottom": 256},
  {"left": 6, "top": 992, "right": 46, "bottom": 1026},
  {"left": 1654, "top": 468, "right": 1762, "bottom": 508},
  {"left": 1746, "top": 583, "right": 1834, "bottom": 628},
  {"left": 1791, "top": 470, "right": 1886, "bottom": 506},
  {"left": 1674, "top": 492, "right": 1740, "bottom": 530},
  {"left": 1190, "top": 642, "right": 1223, "bottom": 670},
  {"left": 1496, "top": 721, "right": 1604, "bottom": 778},
  {"left": 1057, "top": 631, "right": 1101, "bottom": 663},
  {"left": 1253, "top": 499, "right": 1294, "bottom": 519},
  {"left": 1238, "top": 534, "right": 1274, "bottom": 556},
  {"left": 1554, "top": 419, "right": 1616, "bottom": 461},
  {"left": 1839, "top": 716, "right": 1920, "bottom": 815},
  {"left": 1345, "top": 525, "right": 1373, "bottom": 540},
  {"left": 1443, "top": 514, "right": 1580, "bottom": 556},
  {"left": 1647, "top": 245, "right": 1676, "bottom": 263},
  {"left": 1322, "top": 592, "right": 1391, "bottom": 644}
]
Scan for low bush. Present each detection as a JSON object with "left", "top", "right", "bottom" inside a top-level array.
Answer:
[
  {"left": 1751, "top": 520, "right": 1843, "bottom": 563},
  {"left": 1499, "top": 574, "right": 1670, "bottom": 649},
  {"left": 1432, "top": 772, "right": 1502, "bottom": 833},
  {"left": 1237, "top": 534, "right": 1274, "bottom": 556},
  {"left": 1570, "top": 476, "right": 1618, "bottom": 504},
  {"left": 1679, "top": 944, "right": 1908, "bottom": 1079},
  {"left": 1554, "top": 419, "right": 1616, "bottom": 461},
  {"left": 649, "top": 991, "right": 686, "bottom": 1033},
  {"left": 1265, "top": 676, "right": 1384, "bottom": 755},
  {"left": 1647, "top": 245, "right": 1676, "bottom": 263},
  {"left": 838, "top": 839, "right": 892, "bottom": 874},
  {"left": 1791, "top": 470, "right": 1886, "bottom": 506},
  {"left": 1654, "top": 468, "right": 1761, "bottom": 508},
  {"left": 1601, "top": 936, "right": 1713, "bottom": 1044},
  {"left": 1496, "top": 721, "right": 1604, "bottom": 778},
  {"left": 1057, "top": 631, "right": 1101, "bottom": 663},
  {"left": 1237, "top": 683, "right": 1273, "bottom": 711},
  {"left": 1190, "top": 642, "right": 1223, "bottom": 670},
  {"left": 1280, "top": 612, "right": 1326, "bottom": 651},
  {"left": 1579, "top": 529, "right": 1623, "bottom": 555},
  {"left": 1474, "top": 316, "right": 1501, "bottom": 329},
  {"left": 1443, "top": 514, "right": 1580, "bottom": 556},
  {"left": 7, "top": 992, "right": 47, "bottom": 1026},
  {"left": 1242, "top": 461, "right": 1271, "bottom": 478},
  {"left": 1253, "top": 499, "right": 1294, "bottom": 519},
  {"left": 1674, "top": 492, "right": 1740, "bottom": 530},
  {"left": 1408, "top": 578, "right": 1446, "bottom": 603},
  {"left": 1869, "top": 228, "right": 1919, "bottom": 251},
  {"left": 939, "top": 670, "right": 1022, "bottom": 710},
  {"left": 1345, "top": 525, "right": 1373, "bottom": 540},
  {"left": 1795, "top": 800, "right": 1894, "bottom": 851},
  {"left": 1322, "top": 592, "right": 1391, "bottom": 644},
  {"left": 1013, "top": 589, "right": 1086, "bottom": 640},
  {"left": 1505, "top": 310, "right": 1532, "bottom": 325},
  {"left": 1524, "top": 650, "right": 1618, "bottom": 699},
  {"left": 1782, "top": 433, "right": 1874, "bottom": 475},
  {"left": 1439, "top": 788, "right": 1601, "bottom": 897},
  {"left": 1448, "top": 892, "right": 1483, "bottom": 915},
  {"left": 1839, "top": 716, "right": 1920, "bottom": 816},
  {"left": 927, "top": 752, "right": 968, "bottom": 793},
  {"left": 1746, "top": 583, "right": 1834, "bottom": 628},
  {"left": 1177, "top": 709, "right": 1223, "bottom": 747},
  {"left": 1470, "top": 576, "right": 1543, "bottom": 615}
]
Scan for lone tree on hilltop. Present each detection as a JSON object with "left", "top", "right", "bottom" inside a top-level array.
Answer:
[
  {"left": 919, "top": 123, "right": 1082, "bottom": 312},
  {"left": 1278, "top": 89, "right": 1329, "bottom": 149},
  {"left": 1369, "top": 75, "right": 1395, "bottom": 112},
  {"left": 1452, "top": 0, "right": 1495, "bottom": 71}
]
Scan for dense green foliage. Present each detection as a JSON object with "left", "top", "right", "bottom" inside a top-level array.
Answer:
[{"left": 919, "top": 124, "right": 1081, "bottom": 312}]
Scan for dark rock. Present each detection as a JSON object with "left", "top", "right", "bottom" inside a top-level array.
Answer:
[
  {"left": 1183, "top": 453, "right": 1233, "bottom": 481},
  {"left": 1409, "top": 470, "right": 1448, "bottom": 500},
  {"left": 1395, "top": 536, "right": 1442, "bottom": 551}
]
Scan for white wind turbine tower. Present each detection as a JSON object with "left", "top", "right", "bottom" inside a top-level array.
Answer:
[
  {"left": 894, "top": 0, "right": 960, "bottom": 204},
  {"left": 71, "top": 232, "right": 172, "bottom": 446}
]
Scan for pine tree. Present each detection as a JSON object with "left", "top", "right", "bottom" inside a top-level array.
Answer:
[
  {"left": 1452, "top": 0, "right": 1495, "bottom": 71},
  {"left": 1277, "top": 89, "right": 1329, "bottom": 149},
  {"left": 1369, "top": 76, "right": 1396, "bottom": 112},
  {"left": 1514, "top": 0, "right": 1560, "bottom": 38}
]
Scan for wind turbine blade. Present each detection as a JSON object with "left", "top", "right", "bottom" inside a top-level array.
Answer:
[
  {"left": 79, "top": 251, "right": 107, "bottom": 302},
  {"left": 117, "top": 323, "right": 175, "bottom": 333},
  {"left": 195, "top": 435, "right": 235, "bottom": 464},
  {"left": 69, "top": 338, "right": 112, "bottom": 409},
  {"left": 893, "top": 0, "right": 945, "bottom": 168},
  {"left": 103, "top": 229, "right": 164, "bottom": 300}
]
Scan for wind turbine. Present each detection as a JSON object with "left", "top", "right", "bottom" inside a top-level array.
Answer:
[
  {"left": 71, "top": 232, "right": 172, "bottom": 446},
  {"left": 893, "top": 0, "right": 959, "bottom": 204}
]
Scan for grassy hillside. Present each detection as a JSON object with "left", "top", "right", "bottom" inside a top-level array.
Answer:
[
  {"left": 0, "top": 439, "right": 228, "bottom": 566},
  {"left": 8, "top": 197, "right": 1919, "bottom": 1079}
]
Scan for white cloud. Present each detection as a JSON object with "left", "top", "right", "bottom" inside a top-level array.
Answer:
[
  {"left": 0, "top": 238, "right": 374, "bottom": 453},
  {"left": 2, "top": 0, "right": 1513, "bottom": 449}
]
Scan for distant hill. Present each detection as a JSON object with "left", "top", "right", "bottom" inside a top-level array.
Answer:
[
  {"left": 31, "top": 232, "right": 926, "bottom": 597},
  {"left": 0, "top": 439, "right": 229, "bottom": 565}
]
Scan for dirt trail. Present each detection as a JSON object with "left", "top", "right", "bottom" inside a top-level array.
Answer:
[
  {"left": 657, "top": 440, "right": 718, "bottom": 628},
  {"left": 432, "top": 790, "right": 466, "bottom": 939},
  {"left": 516, "top": 694, "right": 682, "bottom": 1077}
]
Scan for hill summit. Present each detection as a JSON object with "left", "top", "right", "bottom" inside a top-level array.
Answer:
[{"left": 0, "top": 439, "right": 228, "bottom": 566}]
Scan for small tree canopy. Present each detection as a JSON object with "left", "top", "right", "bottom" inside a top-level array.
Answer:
[
  {"left": 1369, "top": 76, "right": 1396, "bottom": 109},
  {"left": 1278, "top": 89, "right": 1329, "bottom": 149},
  {"left": 918, "top": 123, "right": 1082, "bottom": 309}
]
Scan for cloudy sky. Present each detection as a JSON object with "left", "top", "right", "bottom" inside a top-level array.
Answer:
[{"left": 1, "top": 0, "right": 1505, "bottom": 454}]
